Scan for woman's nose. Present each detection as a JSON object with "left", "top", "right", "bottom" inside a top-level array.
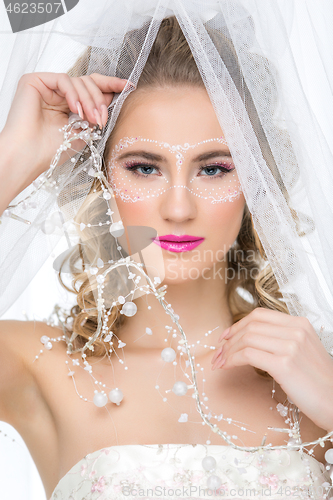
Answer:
[{"left": 159, "top": 184, "right": 197, "bottom": 223}]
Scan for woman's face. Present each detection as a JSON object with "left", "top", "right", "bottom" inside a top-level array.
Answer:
[{"left": 106, "top": 87, "right": 246, "bottom": 285}]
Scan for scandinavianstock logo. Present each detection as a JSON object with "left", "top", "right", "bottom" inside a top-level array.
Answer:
[{"left": 4, "top": 0, "right": 80, "bottom": 33}]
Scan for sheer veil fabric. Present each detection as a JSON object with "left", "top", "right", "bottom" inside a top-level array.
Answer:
[{"left": 1, "top": 0, "right": 333, "bottom": 464}]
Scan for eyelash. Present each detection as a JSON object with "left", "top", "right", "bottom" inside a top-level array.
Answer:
[{"left": 123, "top": 161, "right": 235, "bottom": 179}]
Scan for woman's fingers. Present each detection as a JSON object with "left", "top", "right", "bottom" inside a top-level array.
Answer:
[
  {"left": 70, "top": 77, "right": 101, "bottom": 125},
  {"left": 211, "top": 345, "right": 223, "bottom": 364},
  {"left": 213, "top": 317, "right": 314, "bottom": 371},
  {"left": 29, "top": 72, "right": 130, "bottom": 126},
  {"left": 89, "top": 75, "right": 133, "bottom": 124},
  {"left": 222, "top": 322, "right": 309, "bottom": 352},
  {"left": 88, "top": 73, "right": 131, "bottom": 95},
  {"left": 29, "top": 72, "right": 80, "bottom": 114},
  {"left": 218, "top": 307, "right": 315, "bottom": 342},
  {"left": 82, "top": 74, "right": 131, "bottom": 125},
  {"left": 214, "top": 347, "right": 278, "bottom": 374},
  {"left": 212, "top": 333, "right": 296, "bottom": 370},
  {"left": 77, "top": 75, "right": 114, "bottom": 126},
  {"left": 62, "top": 75, "right": 126, "bottom": 126}
]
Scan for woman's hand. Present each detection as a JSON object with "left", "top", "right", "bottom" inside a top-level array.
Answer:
[
  {"left": 211, "top": 307, "right": 333, "bottom": 432},
  {"left": 0, "top": 72, "right": 129, "bottom": 202}
]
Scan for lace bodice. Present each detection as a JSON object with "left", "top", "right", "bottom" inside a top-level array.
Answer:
[{"left": 50, "top": 443, "right": 331, "bottom": 499}]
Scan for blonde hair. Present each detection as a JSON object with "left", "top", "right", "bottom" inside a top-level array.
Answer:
[{"left": 59, "top": 17, "right": 312, "bottom": 378}]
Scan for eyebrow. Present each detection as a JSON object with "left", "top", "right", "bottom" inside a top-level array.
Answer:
[{"left": 115, "top": 149, "right": 232, "bottom": 163}]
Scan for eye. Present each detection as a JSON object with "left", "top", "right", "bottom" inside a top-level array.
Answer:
[
  {"left": 124, "top": 162, "right": 160, "bottom": 178},
  {"left": 123, "top": 161, "right": 235, "bottom": 179},
  {"left": 199, "top": 162, "right": 235, "bottom": 178}
]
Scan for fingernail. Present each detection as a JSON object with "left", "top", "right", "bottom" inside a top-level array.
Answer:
[
  {"left": 76, "top": 101, "right": 84, "bottom": 120},
  {"left": 213, "top": 356, "right": 226, "bottom": 370},
  {"left": 211, "top": 352, "right": 223, "bottom": 371},
  {"left": 100, "top": 104, "right": 108, "bottom": 125},
  {"left": 122, "top": 79, "right": 136, "bottom": 89},
  {"left": 93, "top": 108, "right": 103, "bottom": 128},
  {"left": 211, "top": 346, "right": 223, "bottom": 364},
  {"left": 218, "top": 327, "right": 230, "bottom": 342}
]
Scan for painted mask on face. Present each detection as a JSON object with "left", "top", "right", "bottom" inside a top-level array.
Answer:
[{"left": 107, "top": 136, "right": 243, "bottom": 204}]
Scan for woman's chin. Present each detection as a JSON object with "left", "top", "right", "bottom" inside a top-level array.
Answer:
[{"left": 160, "top": 265, "right": 215, "bottom": 286}]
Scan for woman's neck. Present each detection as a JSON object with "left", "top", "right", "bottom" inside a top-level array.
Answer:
[{"left": 118, "top": 267, "right": 233, "bottom": 355}]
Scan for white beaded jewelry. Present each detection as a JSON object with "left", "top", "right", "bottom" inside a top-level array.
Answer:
[
  {"left": 0, "top": 113, "right": 103, "bottom": 226},
  {"left": 18, "top": 112, "right": 333, "bottom": 455}
]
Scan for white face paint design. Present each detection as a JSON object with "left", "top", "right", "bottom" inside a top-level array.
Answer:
[{"left": 107, "top": 136, "right": 243, "bottom": 204}]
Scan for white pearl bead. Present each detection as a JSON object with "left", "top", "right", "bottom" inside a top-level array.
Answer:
[
  {"left": 40, "top": 335, "right": 50, "bottom": 344},
  {"left": 172, "top": 381, "right": 188, "bottom": 396},
  {"left": 44, "top": 341, "right": 53, "bottom": 350},
  {"left": 41, "top": 219, "right": 55, "bottom": 234},
  {"left": 202, "top": 456, "right": 217, "bottom": 471},
  {"left": 51, "top": 211, "right": 64, "bottom": 227},
  {"left": 93, "top": 392, "right": 108, "bottom": 407},
  {"left": 325, "top": 449, "right": 333, "bottom": 464},
  {"left": 287, "top": 438, "right": 301, "bottom": 449},
  {"left": 161, "top": 347, "right": 176, "bottom": 362},
  {"left": 109, "top": 388, "right": 123, "bottom": 405},
  {"left": 68, "top": 113, "right": 81, "bottom": 124},
  {"left": 97, "top": 258, "right": 104, "bottom": 268},
  {"left": 103, "top": 191, "right": 111, "bottom": 200},
  {"left": 110, "top": 221, "right": 124, "bottom": 237},
  {"left": 122, "top": 302, "right": 137, "bottom": 317},
  {"left": 207, "top": 475, "right": 221, "bottom": 490}
]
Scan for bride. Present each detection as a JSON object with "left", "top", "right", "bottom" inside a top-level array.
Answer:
[{"left": 1, "top": 6, "right": 333, "bottom": 500}]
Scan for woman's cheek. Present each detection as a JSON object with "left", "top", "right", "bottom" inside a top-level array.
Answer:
[
  {"left": 206, "top": 196, "right": 246, "bottom": 241},
  {"left": 113, "top": 199, "right": 154, "bottom": 226}
]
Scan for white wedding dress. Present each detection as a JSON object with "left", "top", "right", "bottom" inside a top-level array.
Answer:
[{"left": 50, "top": 443, "right": 331, "bottom": 499}]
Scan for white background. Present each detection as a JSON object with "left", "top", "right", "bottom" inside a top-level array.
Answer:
[{"left": 0, "top": 237, "right": 74, "bottom": 500}]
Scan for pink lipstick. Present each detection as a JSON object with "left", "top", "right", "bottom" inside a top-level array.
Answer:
[{"left": 152, "top": 234, "right": 205, "bottom": 253}]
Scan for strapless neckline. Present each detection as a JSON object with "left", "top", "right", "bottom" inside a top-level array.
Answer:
[{"left": 50, "top": 443, "right": 329, "bottom": 499}]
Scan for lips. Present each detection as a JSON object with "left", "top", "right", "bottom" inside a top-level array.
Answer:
[
  {"left": 151, "top": 235, "right": 205, "bottom": 253},
  {"left": 154, "top": 234, "right": 204, "bottom": 242}
]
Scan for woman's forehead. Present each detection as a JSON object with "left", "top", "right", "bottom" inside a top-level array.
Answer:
[{"left": 112, "top": 86, "right": 224, "bottom": 143}]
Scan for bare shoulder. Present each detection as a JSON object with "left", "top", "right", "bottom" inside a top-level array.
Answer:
[
  {"left": 0, "top": 319, "right": 65, "bottom": 424},
  {"left": 0, "top": 318, "right": 64, "bottom": 365},
  {"left": 0, "top": 320, "right": 67, "bottom": 491}
]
